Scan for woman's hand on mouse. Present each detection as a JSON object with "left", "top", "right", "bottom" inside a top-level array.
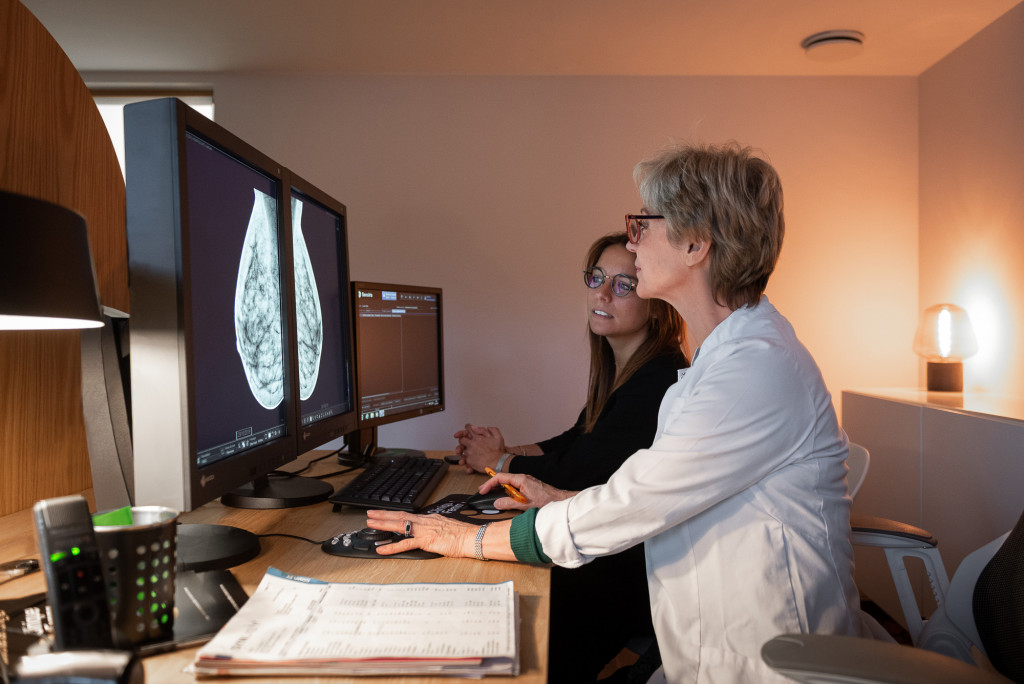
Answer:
[
  {"left": 365, "top": 511, "right": 479, "bottom": 558},
  {"left": 479, "top": 472, "right": 575, "bottom": 511}
]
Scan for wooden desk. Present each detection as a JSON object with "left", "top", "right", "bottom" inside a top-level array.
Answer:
[{"left": 0, "top": 451, "right": 549, "bottom": 682}]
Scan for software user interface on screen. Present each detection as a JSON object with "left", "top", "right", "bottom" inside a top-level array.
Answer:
[{"left": 354, "top": 285, "right": 442, "bottom": 424}]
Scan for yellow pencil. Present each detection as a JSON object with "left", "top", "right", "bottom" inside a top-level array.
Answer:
[{"left": 484, "top": 467, "right": 528, "bottom": 503}]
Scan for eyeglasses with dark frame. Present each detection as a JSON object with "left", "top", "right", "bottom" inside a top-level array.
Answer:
[
  {"left": 625, "top": 213, "right": 664, "bottom": 244},
  {"left": 583, "top": 267, "right": 639, "bottom": 297}
]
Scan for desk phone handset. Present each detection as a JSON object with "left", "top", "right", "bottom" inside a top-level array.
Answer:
[
  {"left": 22, "top": 496, "right": 144, "bottom": 683},
  {"left": 322, "top": 528, "right": 441, "bottom": 560},
  {"left": 32, "top": 495, "right": 114, "bottom": 651}
]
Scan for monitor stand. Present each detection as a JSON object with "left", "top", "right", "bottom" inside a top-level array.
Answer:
[
  {"left": 339, "top": 427, "right": 424, "bottom": 465},
  {"left": 176, "top": 523, "right": 261, "bottom": 572},
  {"left": 220, "top": 473, "right": 334, "bottom": 509}
]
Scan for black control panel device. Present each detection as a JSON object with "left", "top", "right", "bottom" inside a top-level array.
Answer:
[
  {"left": 32, "top": 495, "right": 114, "bottom": 650},
  {"left": 322, "top": 528, "right": 441, "bottom": 560}
]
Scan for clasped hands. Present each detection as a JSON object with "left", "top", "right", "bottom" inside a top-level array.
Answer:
[{"left": 452, "top": 423, "right": 506, "bottom": 474}]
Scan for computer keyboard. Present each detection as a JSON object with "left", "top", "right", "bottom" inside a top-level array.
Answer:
[{"left": 328, "top": 454, "right": 448, "bottom": 512}]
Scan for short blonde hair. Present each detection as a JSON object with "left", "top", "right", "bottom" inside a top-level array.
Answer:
[{"left": 634, "top": 142, "right": 785, "bottom": 310}]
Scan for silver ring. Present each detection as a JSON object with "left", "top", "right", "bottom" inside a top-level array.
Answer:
[{"left": 404, "top": 520, "right": 413, "bottom": 537}]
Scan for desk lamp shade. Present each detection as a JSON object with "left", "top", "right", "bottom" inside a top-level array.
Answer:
[
  {"left": 0, "top": 191, "right": 103, "bottom": 330},
  {"left": 913, "top": 303, "right": 978, "bottom": 392}
]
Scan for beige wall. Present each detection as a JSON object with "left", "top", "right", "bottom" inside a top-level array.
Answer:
[
  {"left": 920, "top": 2, "right": 1024, "bottom": 396},
  {"left": 89, "top": 72, "right": 920, "bottom": 450}
]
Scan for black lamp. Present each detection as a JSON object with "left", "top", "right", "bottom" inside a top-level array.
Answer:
[
  {"left": 1, "top": 190, "right": 134, "bottom": 510},
  {"left": 0, "top": 191, "right": 103, "bottom": 329}
]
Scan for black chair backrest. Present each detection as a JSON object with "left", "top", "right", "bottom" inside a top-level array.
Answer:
[{"left": 973, "top": 508, "right": 1024, "bottom": 682}]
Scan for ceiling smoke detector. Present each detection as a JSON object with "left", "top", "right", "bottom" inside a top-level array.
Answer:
[{"left": 801, "top": 30, "right": 865, "bottom": 62}]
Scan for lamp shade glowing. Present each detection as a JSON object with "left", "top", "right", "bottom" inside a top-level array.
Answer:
[
  {"left": 913, "top": 303, "right": 977, "bottom": 392},
  {"left": 0, "top": 191, "right": 103, "bottom": 330},
  {"left": 913, "top": 303, "right": 978, "bottom": 361}
]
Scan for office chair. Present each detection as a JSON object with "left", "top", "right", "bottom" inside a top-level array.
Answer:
[
  {"left": 848, "top": 516, "right": 947, "bottom": 647},
  {"left": 845, "top": 443, "right": 870, "bottom": 499},
  {"left": 761, "top": 508, "right": 1024, "bottom": 683},
  {"left": 844, "top": 440, "right": 946, "bottom": 646}
]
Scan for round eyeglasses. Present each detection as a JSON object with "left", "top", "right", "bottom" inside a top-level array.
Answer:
[
  {"left": 583, "top": 267, "right": 638, "bottom": 297},
  {"left": 625, "top": 213, "right": 664, "bottom": 244}
]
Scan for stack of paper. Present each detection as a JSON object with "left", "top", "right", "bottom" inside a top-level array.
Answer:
[{"left": 192, "top": 568, "right": 519, "bottom": 677}]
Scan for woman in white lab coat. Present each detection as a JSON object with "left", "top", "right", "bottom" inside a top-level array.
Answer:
[{"left": 368, "top": 142, "right": 883, "bottom": 683}]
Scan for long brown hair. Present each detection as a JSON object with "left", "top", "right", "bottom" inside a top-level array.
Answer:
[{"left": 583, "top": 232, "right": 687, "bottom": 432}]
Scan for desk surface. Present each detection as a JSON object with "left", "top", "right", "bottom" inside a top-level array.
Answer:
[{"left": 0, "top": 451, "right": 549, "bottom": 683}]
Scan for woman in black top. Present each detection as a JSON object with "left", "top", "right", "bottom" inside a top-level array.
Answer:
[{"left": 454, "top": 231, "right": 688, "bottom": 682}]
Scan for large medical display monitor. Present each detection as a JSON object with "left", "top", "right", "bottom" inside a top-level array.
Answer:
[
  {"left": 289, "top": 175, "right": 358, "bottom": 455},
  {"left": 125, "top": 98, "right": 330, "bottom": 515}
]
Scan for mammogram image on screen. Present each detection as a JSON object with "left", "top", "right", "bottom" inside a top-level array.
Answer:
[
  {"left": 234, "top": 189, "right": 285, "bottom": 409},
  {"left": 292, "top": 198, "right": 323, "bottom": 400}
]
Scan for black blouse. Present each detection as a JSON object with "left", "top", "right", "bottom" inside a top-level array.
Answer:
[{"left": 511, "top": 351, "right": 685, "bottom": 491}]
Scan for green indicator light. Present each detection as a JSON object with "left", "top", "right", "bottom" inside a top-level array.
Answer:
[
  {"left": 161, "top": 614, "right": 169, "bottom": 624},
  {"left": 136, "top": 577, "right": 145, "bottom": 586},
  {"left": 71, "top": 547, "right": 81, "bottom": 556},
  {"left": 50, "top": 551, "right": 68, "bottom": 563},
  {"left": 150, "top": 603, "right": 158, "bottom": 613},
  {"left": 137, "top": 591, "right": 145, "bottom": 601},
  {"left": 150, "top": 574, "right": 158, "bottom": 584}
]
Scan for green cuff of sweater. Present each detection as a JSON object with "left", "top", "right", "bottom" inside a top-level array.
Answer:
[{"left": 509, "top": 508, "right": 551, "bottom": 564}]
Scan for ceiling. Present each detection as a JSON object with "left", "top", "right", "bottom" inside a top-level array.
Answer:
[{"left": 19, "top": 0, "right": 1024, "bottom": 77}]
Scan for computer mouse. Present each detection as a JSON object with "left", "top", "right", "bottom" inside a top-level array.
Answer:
[
  {"left": 464, "top": 490, "right": 506, "bottom": 513},
  {"left": 321, "top": 528, "right": 440, "bottom": 560}
]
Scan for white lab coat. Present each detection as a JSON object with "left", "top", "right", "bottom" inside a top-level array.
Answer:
[{"left": 535, "top": 298, "right": 880, "bottom": 683}]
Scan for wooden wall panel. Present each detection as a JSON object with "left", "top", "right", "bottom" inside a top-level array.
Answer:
[{"left": 0, "top": 0, "right": 127, "bottom": 515}]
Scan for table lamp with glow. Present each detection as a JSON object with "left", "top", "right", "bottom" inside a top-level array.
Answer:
[{"left": 913, "top": 303, "right": 978, "bottom": 392}]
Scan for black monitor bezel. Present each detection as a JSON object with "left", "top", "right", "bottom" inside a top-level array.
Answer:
[{"left": 288, "top": 172, "right": 359, "bottom": 454}]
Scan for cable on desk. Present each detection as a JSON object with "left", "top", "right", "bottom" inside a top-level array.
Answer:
[
  {"left": 278, "top": 450, "right": 338, "bottom": 476},
  {"left": 267, "top": 448, "right": 365, "bottom": 481},
  {"left": 257, "top": 532, "right": 333, "bottom": 546},
  {"left": 309, "top": 465, "right": 360, "bottom": 480}
]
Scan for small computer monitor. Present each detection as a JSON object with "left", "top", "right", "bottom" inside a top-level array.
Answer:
[
  {"left": 125, "top": 97, "right": 331, "bottom": 517},
  {"left": 347, "top": 282, "right": 445, "bottom": 459},
  {"left": 289, "top": 174, "right": 358, "bottom": 454}
]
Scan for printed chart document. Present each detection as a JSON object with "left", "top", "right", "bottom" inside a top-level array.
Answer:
[{"left": 192, "top": 567, "right": 520, "bottom": 677}]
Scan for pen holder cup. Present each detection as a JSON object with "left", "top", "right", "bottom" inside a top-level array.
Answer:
[{"left": 93, "top": 506, "right": 179, "bottom": 647}]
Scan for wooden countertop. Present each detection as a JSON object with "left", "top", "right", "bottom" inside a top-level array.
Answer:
[{"left": 0, "top": 451, "right": 549, "bottom": 682}]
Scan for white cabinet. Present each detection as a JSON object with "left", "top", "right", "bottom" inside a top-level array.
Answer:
[{"left": 841, "top": 389, "right": 1024, "bottom": 625}]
